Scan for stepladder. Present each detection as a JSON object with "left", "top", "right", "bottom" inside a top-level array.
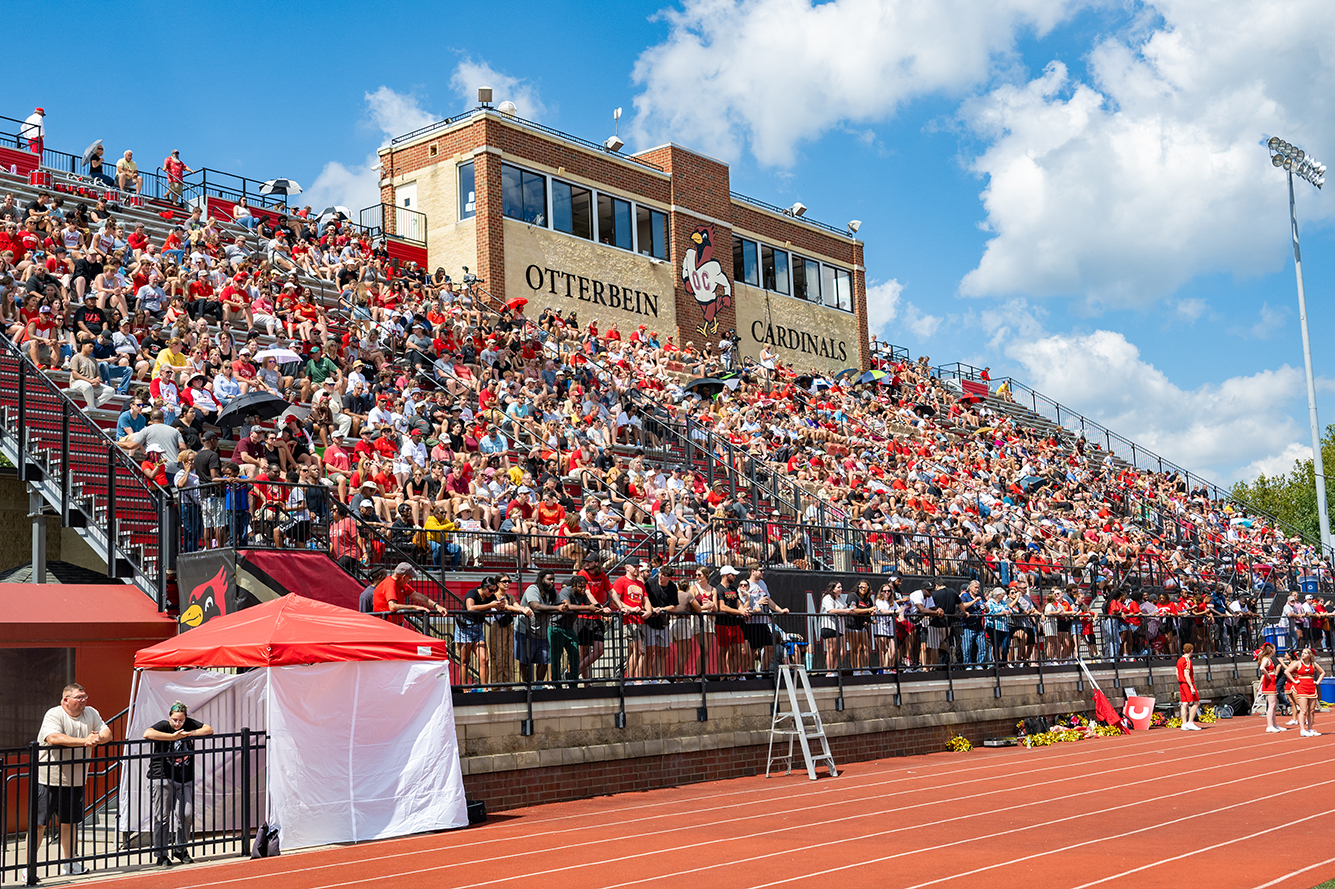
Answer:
[{"left": 766, "top": 662, "right": 837, "bottom": 780}]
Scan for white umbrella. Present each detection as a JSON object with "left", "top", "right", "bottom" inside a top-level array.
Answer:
[
  {"left": 82, "top": 139, "right": 103, "bottom": 166},
  {"left": 259, "top": 178, "right": 303, "bottom": 196},
  {"left": 318, "top": 205, "right": 351, "bottom": 221},
  {"left": 253, "top": 347, "right": 303, "bottom": 364}
]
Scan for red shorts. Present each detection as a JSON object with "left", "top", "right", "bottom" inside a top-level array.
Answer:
[
  {"left": 1179, "top": 683, "right": 1199, "bottom": 704},
  {"left": 717, "top": 624, "right": 743, "bottom": 647}
]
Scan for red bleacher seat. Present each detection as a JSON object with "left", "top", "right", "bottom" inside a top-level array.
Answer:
[{"left": 0, "top": 146, "right": 40, "bottom": 178}]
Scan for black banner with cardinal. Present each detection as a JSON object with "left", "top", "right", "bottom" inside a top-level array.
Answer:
[{"left": 176, "top": 548, "right": 238, "bottom": 632}]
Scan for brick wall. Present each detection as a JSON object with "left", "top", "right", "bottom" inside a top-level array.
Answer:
[{"left": 463, "top": 715, "right": 1022, "bottom": 812}]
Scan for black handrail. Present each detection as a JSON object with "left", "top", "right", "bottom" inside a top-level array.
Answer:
[{"left": 0, "top": 334, "right": 169, "bottom": 604}]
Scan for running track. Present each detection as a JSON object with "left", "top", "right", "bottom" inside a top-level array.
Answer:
[{"left": 84, "top": 718, "right": 1335, "bottom": 889}]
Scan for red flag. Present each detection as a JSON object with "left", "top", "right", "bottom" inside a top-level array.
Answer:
[{"left": 1093, "top": 688, "right": 1121, "bottom": 726}]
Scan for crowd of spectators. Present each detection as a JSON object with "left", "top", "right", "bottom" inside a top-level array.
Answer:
[{"left": 2, "top": 132, "right": 1332, "bottom": 687}]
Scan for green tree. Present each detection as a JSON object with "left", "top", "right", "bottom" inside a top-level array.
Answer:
[{"left": 1231, "top": 423, "right": 1335, "bottom": 545}]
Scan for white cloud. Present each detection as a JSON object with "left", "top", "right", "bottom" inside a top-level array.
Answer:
[
  {"left": 450, "top": 58, "right": 546, "bottom": 121},
  {"left": 304, "top": 87, "right": 440, "bottom": 217},
  {"left": 629, "top": 0, "right": 1076, "bottom": 165},
  {"left": 960, "top": 0, "right": 1335, "bottom": 308},
  {"left": 1005, "top": 329, "right": 1306, "bottom": 481},
  {"left": 903, "top": 302, "right": 942, "bottom": 339},
  {"left": 1235, "top": 442, "right": 1311, "bottom": 482},
  {"left": 1246, "top": 301, "right": 1287, "bottom": 340},
  {"left": 1175, "top": 298, "right": 1206, "bottom": 322},
  {"left": 865, "top": 278, "right": 903, "bottom": 330}
]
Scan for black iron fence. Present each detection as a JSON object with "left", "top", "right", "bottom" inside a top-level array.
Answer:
[{"left": 1, "top": 730, "right": 265, "bottom": 886}]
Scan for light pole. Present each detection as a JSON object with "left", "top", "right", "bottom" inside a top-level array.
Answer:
[{"left": 1267, "top": 136, "right": 1331, "bottom": 557}]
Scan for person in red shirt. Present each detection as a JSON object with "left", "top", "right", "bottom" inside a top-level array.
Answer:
[
  {"left": 1177, "top": 643, "right": 1201, "bottom": 731},
  {"left": 611, "top": 560, "right": 652, "bottom": 678},
  {"left": 161, "top": 149, "right": 195, "bottom": 205},
  {"left": 140, "top": 444, "right": 169, "bottom": 486},
  {"left": 372, "top": 562, "right": 446, "bottom": 625},
  {"left": 577, "top": 561, "right": 613, "bottom": 678}
]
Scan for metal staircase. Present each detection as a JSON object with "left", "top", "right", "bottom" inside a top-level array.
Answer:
[{"left": 0, "top": 337, "right": 168, "bottom": 606}]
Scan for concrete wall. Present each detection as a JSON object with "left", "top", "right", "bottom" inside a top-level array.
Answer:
[
  {"left": 390, "top": 155, "right": 477, "bottom": 279},
  {"left": 502, "top": 219, "right": 678, "bottom": 338},
  {"left": 457, "top": 664, "right": 1253, "bottom": 811},
  {"left": 734, "top": 281, "right": 860, "bottom": 374}
]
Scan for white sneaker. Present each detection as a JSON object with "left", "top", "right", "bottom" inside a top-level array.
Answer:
[
  {"left": 1267, "top": 726, "right": 1282, "bottom": 733},
  {"left": 1287, "top": 719, "right": 1299, "bottom": 725},
  {"left": 1184, "top": 723, "right": 1202, "bottom": 731},
  {"left": 1276, "top": 726, "right": 1290, "bottom": 731}
]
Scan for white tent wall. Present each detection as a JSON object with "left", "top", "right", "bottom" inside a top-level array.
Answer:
[
  {"left": 121, "top": 660, "right": 467, "bottom": 849},
  {"left": 118, "top": 669, "right": 268, "bottom": 835},
  {"left": 267, "top": 659, "right": 467, "bottom": 847}
]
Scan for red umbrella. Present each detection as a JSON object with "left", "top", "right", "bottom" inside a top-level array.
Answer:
[{"left": 505, "top": 297, "right": 529, "bottom": 313}]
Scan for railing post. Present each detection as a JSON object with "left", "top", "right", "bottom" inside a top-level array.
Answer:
[
  {"left": 60, "top": 401, "right": 70, "bottom": 525},
  {"left": 16, "top": 362, "right": 26, "bottom": 482},
  {"left": 157, "top": 494, "right": 171, "bottom": 610},
  {"left": 240, "top": 728, "right": 252, "bottom": 858},
  {"left": 26, "top": 741, "right": 39, "bottom": 885},
  {"left": 106, "top": 448, "right": 117, "bottom": 579}
]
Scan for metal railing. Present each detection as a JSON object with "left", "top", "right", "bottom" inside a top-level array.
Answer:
[
  {"left": 358, "top": 203, "right": 427, "bottom": 247},
  {"left": 729, "top": 191, "right": 855, "bottom": 239},
  {"left": 388, "top": 107, "right": 666, "bottom": 173},
  {"left": 0, "top": 335, "right": 169, "bottom": 605},
  {"left": 1, "top": 731, "right": 265, "bottom": 885},
  {"left": 933, "top": 360, "right": 1328, "bottom": 555}
]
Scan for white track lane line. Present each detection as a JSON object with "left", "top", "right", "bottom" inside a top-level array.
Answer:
[
  {"left": 751, "top": 773, "right": 1335, "bottom": 889},
  {"left": 384, "top": 746, "right": 1333, "bottom": 889},
  {"left": 1064, "top": 808, "right": 1335, "bottom": 889},
  {"left": 497, "top": 718, "right": 1261, "bottom": 828},
  {"left": 124, "top": 721, "right": 1271, "bottom": 889},
  {"left": 1249, "top": 855, "right": 1335, "bottom": 889}
]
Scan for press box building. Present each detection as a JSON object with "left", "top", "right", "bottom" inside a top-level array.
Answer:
[{"left": 377, "top": 107, "right": 870, "bottom": 373}]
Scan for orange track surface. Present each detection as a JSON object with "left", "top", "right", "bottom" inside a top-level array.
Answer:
[{"left": 83, "top": 717, "right": 1335, "bottom": 889}]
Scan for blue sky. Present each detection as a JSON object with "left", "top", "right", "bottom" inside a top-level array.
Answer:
[{"left": 11, "top": 0, "right": 1335, "bottom": 485}]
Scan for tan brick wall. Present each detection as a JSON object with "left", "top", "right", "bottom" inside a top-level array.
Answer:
[
  {"left": 734, "top": 281, "right": 860, "bottom": 374},
  {"left": 503, "top": 220, "right": 677, "bottom": 337},
  {"left": 391, "top": 160, "right": 477, "bottom": 279}
]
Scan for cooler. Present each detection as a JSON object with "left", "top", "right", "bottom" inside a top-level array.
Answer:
[
  {"left": 28, "top": 169, "right": 52, "bottom": 188},
  {"left": 1321, "top": 678, "right": 1335, "bottom": 705},
  {"left": 1262, "top": 624, "right": 1288, "bottom": 654}
]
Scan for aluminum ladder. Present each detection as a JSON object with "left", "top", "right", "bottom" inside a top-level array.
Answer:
[{"left": 766, "top": 663, "right": 838, "bottom": 780}]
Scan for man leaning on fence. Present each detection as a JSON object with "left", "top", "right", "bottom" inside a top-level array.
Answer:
[
  {"left": 27, "top": 684, "right": 111, "bottom": 880},
  {"left": 144, "top": 702, "right": 213, "bottom": 867}
]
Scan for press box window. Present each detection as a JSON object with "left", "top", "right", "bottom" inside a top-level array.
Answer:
[
  {"left": 597, "top": 194, "right": 633, "bottom": 249},
  {"left": 458, "top": 161, "right": 476, "bottom": 220},
  {"left": 552, "top": 180, "right": 592, "bottom": 240},
  {"left": 732, "top": 236, "right": 759, "bottom": 286},
  {"left": 822, "top": 265, "right": 852, "bottom": 311},
  {"left": 792, "top": 256, "right": 820, "bottom": 302},
  {"left": 636, "top": 206, "right": 668, "bottom": 260},
  {"left": 761, "top": 245, "right": 789, "bottom": 294},
  {"left": 502, "top": 163, "right": 546, "bottom": 225}
]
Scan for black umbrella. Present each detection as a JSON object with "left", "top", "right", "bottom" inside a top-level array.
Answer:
[
  {"left": 834, "top": 367, "right": 860, "bottom": 381},
  {"left": 912, "top": 402, "right": 937, "bottom": 418},
  {"left": 216, "top": 391, "right": 292, "bottom": 429},
  {"left": 795, "top": 374, "right": 814, "bottom": 389},
  {"left": 259, "top": 178, "right": 303, "bottom": 196},
  {"left": 684, "top": 377, "right": 727, "bottom": 397}
]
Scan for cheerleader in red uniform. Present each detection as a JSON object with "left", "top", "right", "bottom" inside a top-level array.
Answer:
[
  {"left": 1256, "top": 642, "right": 1285, "bottom": 733},
  {"left": 1178, "top": 642, "right": 1201, "bottom": 731},
  {"left": 1284, "top": 647, "right": 1327, "bottom": 737}
]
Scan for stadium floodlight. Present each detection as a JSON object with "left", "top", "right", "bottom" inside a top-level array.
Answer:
[
  {"left": 848, "top": 219, "right": 862, "bottom": 234},
  {"left": 477, "top": 87, "right": 493, "bottom": 106},
  {"left": 1267, "top": 135, "right": 1332, "bottom": 556},
  {"left": 789, "top": 202, "right": 807, "bottom": 217}
]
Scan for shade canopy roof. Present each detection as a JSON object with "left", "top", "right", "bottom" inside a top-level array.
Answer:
[{"left": 134, "top": 595, "right": 450, "bottom": 668}]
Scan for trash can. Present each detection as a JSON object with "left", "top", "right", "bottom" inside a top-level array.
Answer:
[
  {"left": 1262, "top": 625, "right": 1289, "bottom": 655},
  {"left": 833, "top": 545, "right": 854, "bottom": 572},
  {"left": 1320, "top": 678, "right": 1335, "bottom": 705}
]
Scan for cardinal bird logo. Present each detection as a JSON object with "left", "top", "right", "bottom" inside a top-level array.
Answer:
[
  {"left": 681, "top": 225, "right": 732, "bottom": 336},
  {"left": 179, "top": 565, "right": 230, "bottom": 629}
]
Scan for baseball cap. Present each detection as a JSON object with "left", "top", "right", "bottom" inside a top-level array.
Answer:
[
  {"left": 146, "top": 444, "right": 165, "bottom": 454},
  {"left": 719, "top": 566, "right": 739, "bottom": 576},
  {"left": 393, "top": 562, "right": 412, "bottom": 575}
]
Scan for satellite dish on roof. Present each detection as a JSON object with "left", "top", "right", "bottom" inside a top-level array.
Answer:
[{"left": 497, "top": 101, "right": 518, "bottom": 117}]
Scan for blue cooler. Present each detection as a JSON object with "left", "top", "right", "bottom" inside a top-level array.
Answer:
[
  {"left": 1263, "top": 625, "right": 1289, "bottom": 654},
  {"left": 1321, "top": 678, "right": 1335, "bottom": 705}
]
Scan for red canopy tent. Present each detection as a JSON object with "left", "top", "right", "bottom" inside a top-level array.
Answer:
[
  {"left": 126, "top": 596, "right": 466, "bottom": 848},
  {"left": 133, "top": 594, "right": 451, "bottom": 668}
]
